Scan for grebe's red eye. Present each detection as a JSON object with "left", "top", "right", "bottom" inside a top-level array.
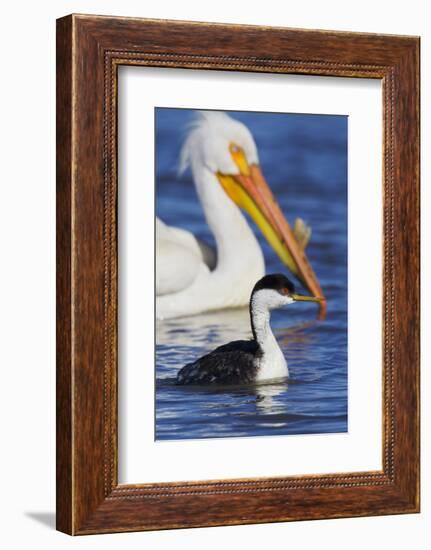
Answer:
[{"left": 281, "top": 287, "right": 290, "bottom": 296}]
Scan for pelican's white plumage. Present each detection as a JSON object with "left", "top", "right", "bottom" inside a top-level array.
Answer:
[
  {"left": 156, "top": 110, "right": 325, "bottom": 320},
  {"left": 156, "top": 112, "right": 266, "bottom": 319},
  {"left": 156, "top": 217, "right": 216, "bottom": 296}
]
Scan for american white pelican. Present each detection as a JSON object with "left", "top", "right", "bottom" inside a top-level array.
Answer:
[
  {"left": 176, "top": 274, "right": 322, "bottom": 385},
  {"left": 156, "top": 111, "right": 326, "bottom": 320}
]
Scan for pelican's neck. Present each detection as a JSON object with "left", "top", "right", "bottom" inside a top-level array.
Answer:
[{"left": 192, "top": 164, "right": 263, "bottom": 269}]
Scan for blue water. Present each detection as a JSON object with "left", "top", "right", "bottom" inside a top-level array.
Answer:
[{"left": 155, "top": 108, "right": 348, "bottom": 441}]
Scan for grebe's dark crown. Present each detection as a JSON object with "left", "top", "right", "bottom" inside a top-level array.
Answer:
[{"left": 252, "top": 273, "right": 295, "bottom": 296}]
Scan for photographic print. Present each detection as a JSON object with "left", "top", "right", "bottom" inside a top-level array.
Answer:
[
  {"left": 155, "top": 107, "right": 347, "bottom": 441},
  {"left": 57, "top": 16, "right": 420, "bottom": 532}
]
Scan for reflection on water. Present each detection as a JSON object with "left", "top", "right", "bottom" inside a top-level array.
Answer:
[
  {"left": 155, "top": 108, "right": 348, "bottom": 440},
  {"left": 156, "top": 308, "right": 251, "bottom": 347}
]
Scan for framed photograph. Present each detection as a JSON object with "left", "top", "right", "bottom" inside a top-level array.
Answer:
[{"left": 56, "top": 14, "right": 420, "bottom": 534}]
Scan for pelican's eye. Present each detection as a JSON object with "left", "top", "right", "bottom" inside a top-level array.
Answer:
[{"left": 229, "top": 142, "right": 250, "bottom": 176}]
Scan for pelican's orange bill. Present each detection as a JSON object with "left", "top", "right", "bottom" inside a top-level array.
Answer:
[{"left": 218, "top": 163, "right": 327, "bottom": 319}]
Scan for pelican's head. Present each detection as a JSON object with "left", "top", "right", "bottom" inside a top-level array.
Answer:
[{"left": 180, "top": 111, "right": 326, "bottom": 318}]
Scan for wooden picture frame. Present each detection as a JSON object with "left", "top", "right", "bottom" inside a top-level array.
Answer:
[{"left": 56, "top": 14, "right": 420, "bottom": 535}]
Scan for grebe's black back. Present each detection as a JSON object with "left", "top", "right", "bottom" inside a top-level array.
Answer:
[{"left": 176, "top": 274, "right": 322, "bottom": 386}]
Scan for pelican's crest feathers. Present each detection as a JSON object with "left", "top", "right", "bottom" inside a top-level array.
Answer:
[{"left": 178, "top": 110, "right": 258, "bottom": 176}]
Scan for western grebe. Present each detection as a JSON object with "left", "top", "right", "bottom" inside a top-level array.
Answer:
[{"left": 176, "top": 274, "right": 322, "bottom": 385}]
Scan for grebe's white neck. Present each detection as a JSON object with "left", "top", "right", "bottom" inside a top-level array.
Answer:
[{"left": 250, "top": 289, "right": 289, "bottom": 381}]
